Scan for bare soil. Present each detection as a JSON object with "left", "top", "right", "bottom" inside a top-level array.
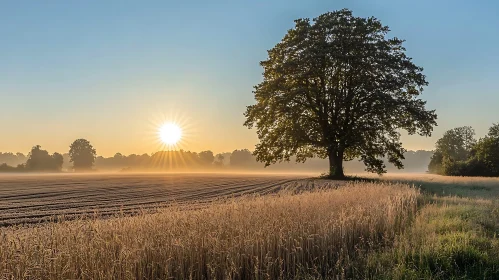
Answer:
[{"left": 0, "top": 172, "right": 327, "bottom": 226}]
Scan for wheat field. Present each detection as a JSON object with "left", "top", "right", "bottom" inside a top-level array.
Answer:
[{"left": 0, "top": 180, "right": 419, "bottom": 279}]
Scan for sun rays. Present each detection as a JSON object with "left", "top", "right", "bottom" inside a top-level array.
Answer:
[{"left": 145, "top": 111, "right": 198, "bottom": 170}]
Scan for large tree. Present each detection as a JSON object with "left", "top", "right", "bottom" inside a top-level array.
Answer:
[
  {"left": 69, "top": 139, "right": 96, "bottom": 171},
  {"left": 244, "top": 9, "right": 437, "bottom": 178}
]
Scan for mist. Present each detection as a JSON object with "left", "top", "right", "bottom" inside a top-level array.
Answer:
[{"left": 1, "top": 148, "right": 433, "bottom": 174}]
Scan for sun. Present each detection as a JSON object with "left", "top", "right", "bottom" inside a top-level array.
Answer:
[{"left": 159, "top": 123, "right": 182, "bottom": 145}]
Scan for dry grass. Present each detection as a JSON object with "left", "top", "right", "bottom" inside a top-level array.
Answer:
[
  {"left": 0, "top": 182, "right": 418, "bottom": 279},
  {"left": 354, "top": 173, "right": 499, "bottom": 199},
  {"left": 381, "top": 173, "right": 499, "bottom": 187}
]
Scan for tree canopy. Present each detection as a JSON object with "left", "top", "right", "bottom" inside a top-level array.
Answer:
[
  {"left": 229, "top": 149, "right": 258, "bottom": 168},
  {"left": 69, "top": 139, "right": 96, "bottom": 171},
  {"left": 199, "top": 150, "right": 215, "bottom": 165},
  {"left": 428, "top": 124, "right": 499, "bottom": 177},
  {"left": 25, "top": 145, "right": 63, "bottom": 171},
  {"left": 244, "top": 9, "right": 437, "bottom": 178}
]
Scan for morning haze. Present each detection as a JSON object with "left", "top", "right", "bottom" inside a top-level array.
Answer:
[{"left": 1, "top": 2, "right": 499, "bottom": 279}]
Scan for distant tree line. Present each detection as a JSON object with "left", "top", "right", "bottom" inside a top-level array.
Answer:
[
  {"left": 1, "top": 141, "right": 433, "bottom": 173},
  {"left": 76, "top": 149, "right": 433, "bottom": 173},
  {"left": 0, "top": 152, "right": 27, "bottom": 168},
  {"left": 0, "top": 139, "right": 96, "bottom": 172},
  {"left": 0, "top": 146, "right": 63, "bottom": 172},
  {"left": 428, "top": 124, "right": 499, "bottom": 176},
  {"left": 93, "top": 149, "right": 261, "bottom": 171}
]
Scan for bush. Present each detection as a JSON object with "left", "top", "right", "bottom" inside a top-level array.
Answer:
[
  {"left": 440, "top": 158, "right": 494, "bottom": 177},
  {"left": 428, "top": 151, "right": 444, "bottom": 175},
  {"left": 441, "top": 158, "right": 466, "bottom": 176}
]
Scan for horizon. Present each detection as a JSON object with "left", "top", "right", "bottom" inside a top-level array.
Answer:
[
  {"left": 2, "top": 0, "right": 499, "bottom": 156},
  {"left": 1, "top": 147, "right": 435, "bottom": 159}
]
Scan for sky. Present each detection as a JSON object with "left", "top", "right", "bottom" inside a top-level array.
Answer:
[{"left": 1, "top": 0, "right": 498, "bottom": 157}]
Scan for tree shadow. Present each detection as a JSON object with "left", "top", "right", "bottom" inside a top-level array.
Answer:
[{"left": 318, "top": 173, "right": 382, "bottom": 183}]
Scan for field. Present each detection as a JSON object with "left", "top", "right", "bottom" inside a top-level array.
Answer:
[
  {"left": 0, "top": 173, "right": 322, "bottom": 226},
  {"left": 0, "top": 173, "right": 498, "bottom": 279}
]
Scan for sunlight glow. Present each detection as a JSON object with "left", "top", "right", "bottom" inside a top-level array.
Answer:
[
  {"left": 159, "top": 123, "right": 182, "bottom": 146},
  {"left": 148, "top": 111, "right": 195, "bottom": 169}
]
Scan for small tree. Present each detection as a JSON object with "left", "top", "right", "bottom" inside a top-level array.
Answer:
[
  {"left": 428, "top": 126, "right": 476, "bottom": 174},
  {"left": 244, "top": 9, "right": 437, "bottom": 178},
  {"left": 52, "top": 152, "right": 64, "bottom": 171},
  {"left": 229, "top": 149, "right": 256, "bottom": 168},
  {"left": 214, "top": 154, "right": 225, "bottom": 167},
  {"left": 69, "top": 139, "right": 96, "bottom": 171},
  {"left": 428, "top": 151, "right": 444, "bottom": 175},
  {"left": 487, "top": 123, "right": 499, "bottom": 139},
  {"left": 470, "top": 125, "right": 499, "bottom": 176},
  {"left": 199, "top": 151, "right": 215, "bottom": 165},
  {"left": 25, "top": 145, "right": 63, "bottom": 171},
  {"left": 437, "top": 126, "right": 476, "bottom": 161},
  {"left": 428, "top": 124, "right": 499, "bottom": 177}
]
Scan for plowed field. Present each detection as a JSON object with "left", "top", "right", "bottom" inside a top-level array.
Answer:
[{"left": 0, "top": 173, "right": 320, "bottom": 226}]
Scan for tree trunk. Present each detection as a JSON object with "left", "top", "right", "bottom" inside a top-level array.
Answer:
[{"left": 328, "top": 150, "right": 345, "bottom": 179}]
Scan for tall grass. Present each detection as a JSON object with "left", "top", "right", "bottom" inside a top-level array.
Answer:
[
  {"left": 357, "top": 173, "right": 499, "bottom": 198},
  {"left": 0, "top": 182, "right": 418, "bottom": 279},
  {"left": 367, "top": 196, "right": 499, "bottom": 279}
]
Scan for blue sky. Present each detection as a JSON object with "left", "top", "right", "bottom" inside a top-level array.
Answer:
[{"left": 1, "top": 0, "right": 498, "bottom": 156}]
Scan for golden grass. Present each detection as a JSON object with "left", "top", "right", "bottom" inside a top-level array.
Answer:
[
  {"left": 352, "top": 173, "right": 499, "bottom": 199},
  {"left": 0, "top": 182, "right": 419, "bottom": 279},
  {"left": 381, "top": 173, "right": 499, "bottom": 187}
]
